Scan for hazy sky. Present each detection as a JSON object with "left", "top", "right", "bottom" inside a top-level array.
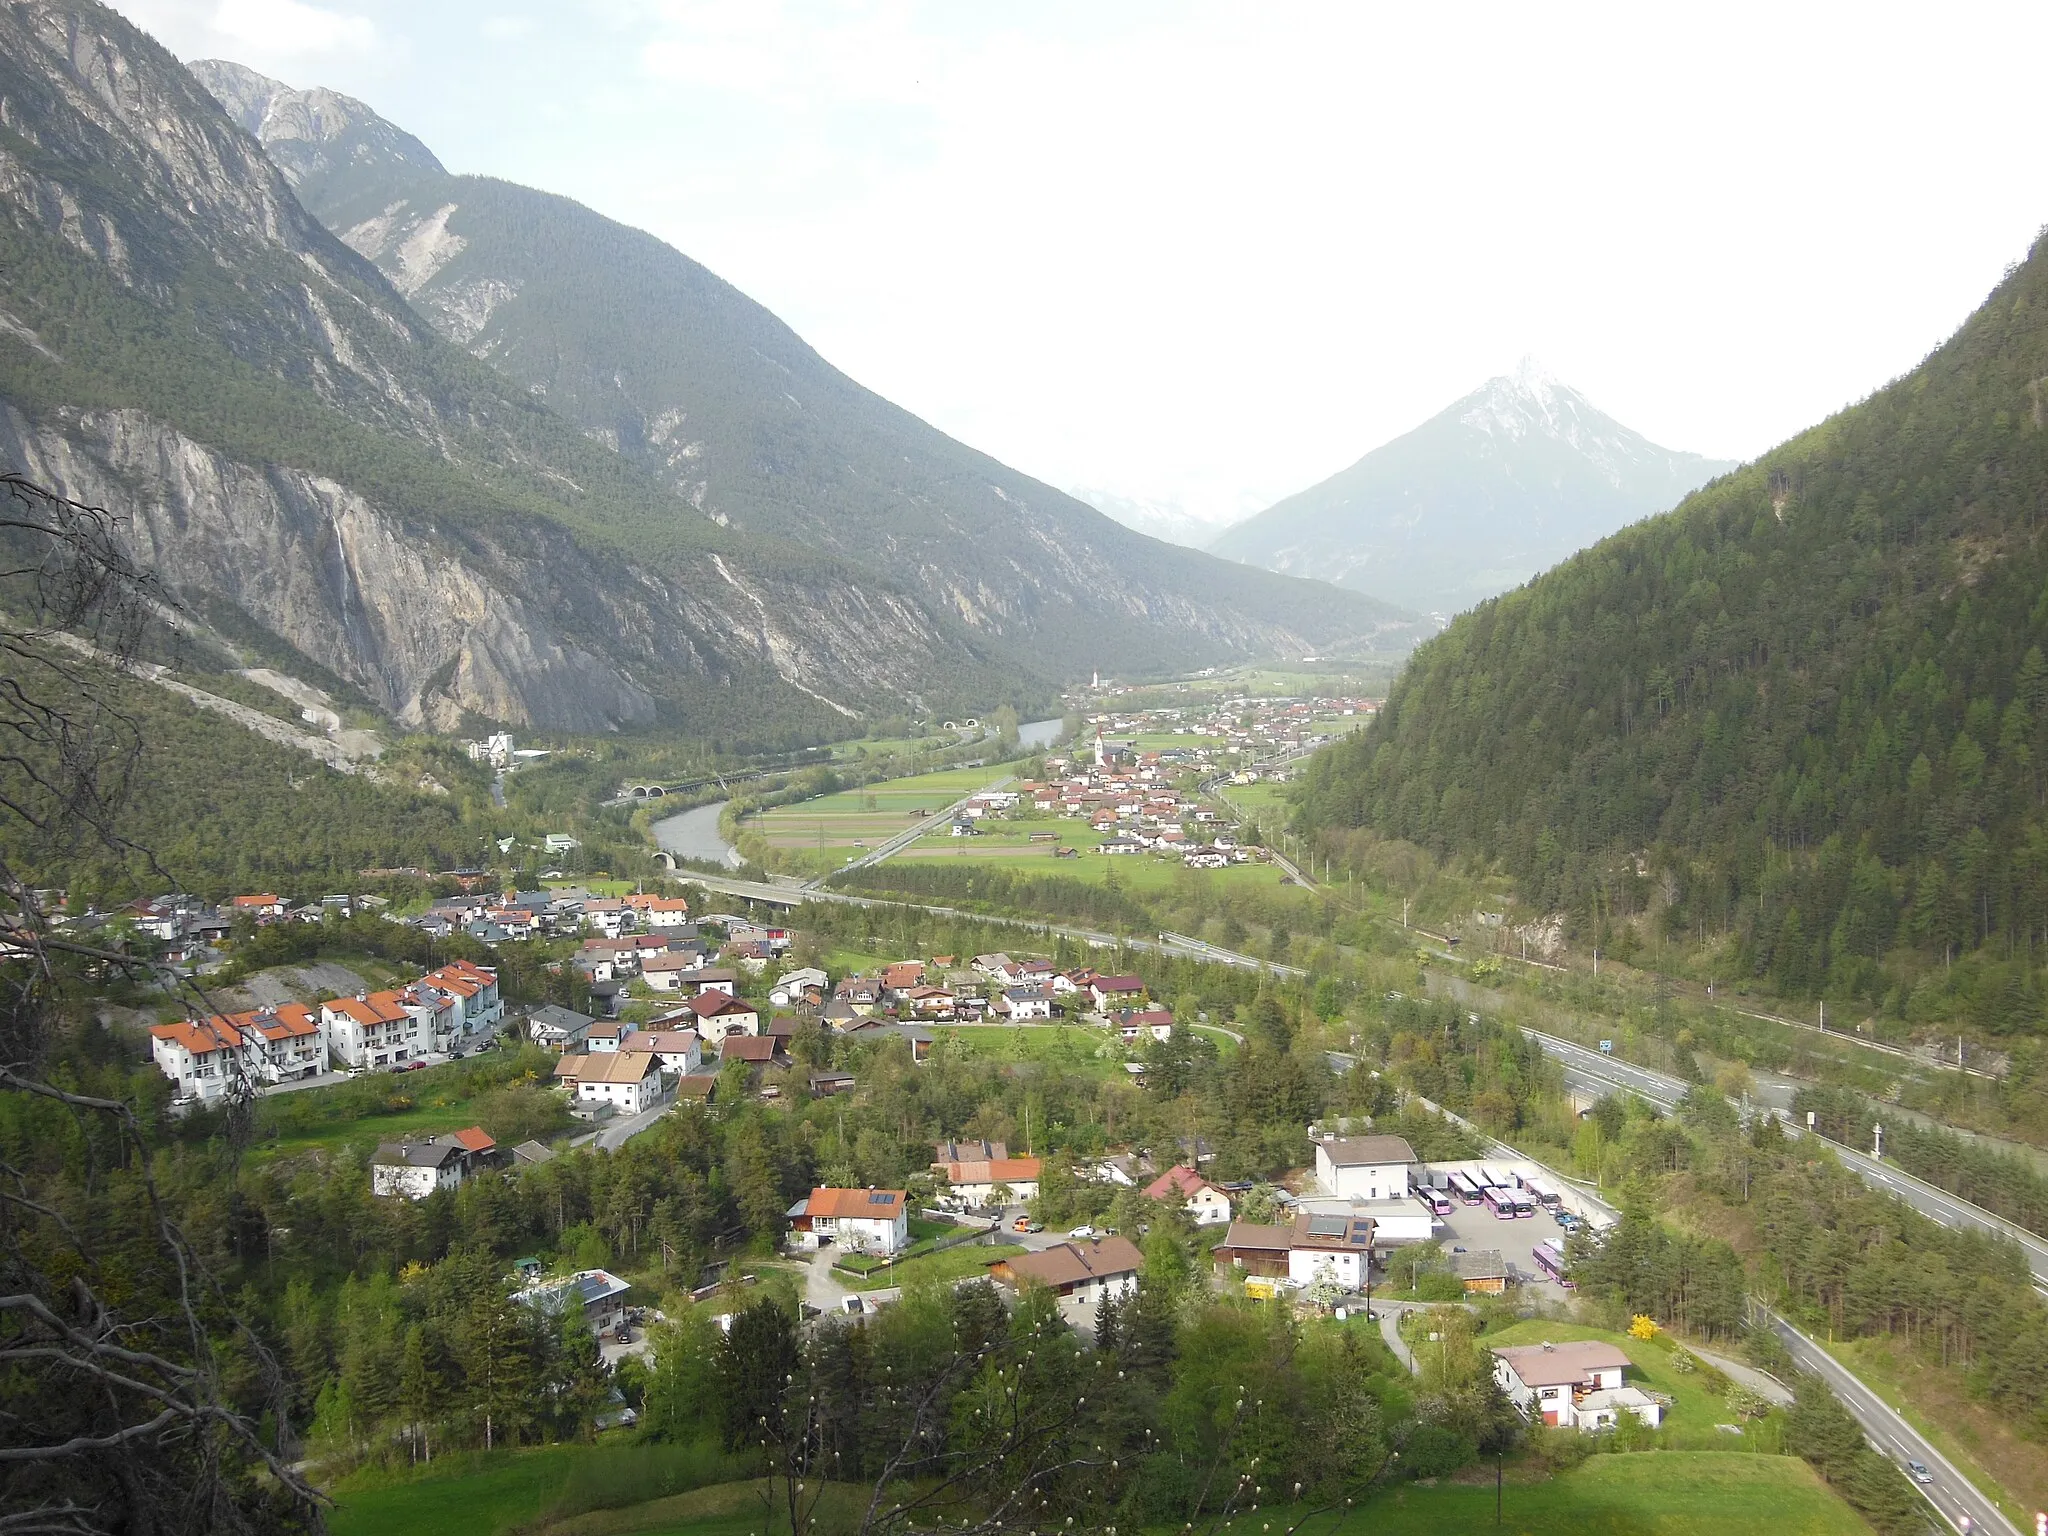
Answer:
[{"left": 117, "top": 0, "right": 2048, "bottom": 522}]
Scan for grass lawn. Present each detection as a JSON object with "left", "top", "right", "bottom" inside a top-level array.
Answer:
[
  {"left": 328, "top": 1444, "right": 584, "bottom": 1536},
  {"left": 332, "top": 1452, "right": 1860, "bottom": 1536},
  {"left": 1830, "top": 1333, "right": 2037, "bottom": 1522},
  {"left": 1243, "top": 1452, "right": 1865, "bottom": 1536},
  {"left": 252, "top": 1052, "right": 552, "bottom": 1160},
  {"left": 1477, "top": 1321, "right": 1770, "bottom": 1452},
  {"left": 841, "top": 1240, "right": 1027, "bottom": 1292},
  {"left": 934, "top": 1023, "right": 1131, "bottom": 1078}
]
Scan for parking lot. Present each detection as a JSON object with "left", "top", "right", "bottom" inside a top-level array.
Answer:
[{"left": 1427, "top": 1194, "right": 1577, "bottom": 1297}]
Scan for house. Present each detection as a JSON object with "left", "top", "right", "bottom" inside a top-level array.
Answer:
[
  {"left": 685, "top": 990, "right": 760, "bottom": 1042},
  {"left": 788, "top": 1187, "right": 909, "bottom": 1254},
  {"left": 581, "top": 898, "right": 635, "bottom": 938},
  {"left": 518, "top": 1268, "right": 634, "bottom": 1336},
  {"left": 901, "top": 986, "right": 957, "bottom": 1020},
  {"left": 230, "top": 893, "right": 286, "bottom": 922},
  {"left": 641, "top": 953, "right": 705, "bottom": 992},
  {"left": 636, "top": 1028, "right": 703, "bottom": 1074},
  {"left": 1144, "top": 1165, "right": 1231, "bottom": 1225},
  {"left": 970, "top": 952, "right": 1014, "bottom": 978},
  {"left": 1088, "top": 975, "right": 1146, "bottom": 1010},
  {"left": 994, "top": 987, "right": 1054, "bottom": 1021},
  {"left": 630, "top": 895, "right": 694, "bottom": 930},
  {"left": 1451, "top": 1249, "right": 1509, "bottom": 1295},
  {"left": 512, "top": 1140, "right": 558, "bottom": 1169},
  {"left": 1115, "top": 1008, "right": 1176, "bottom": 1045},
  {"left": 693, "top": 966, "right": 740, "bottom": 997},
  {"left": 1215, "top": 1212, "right": 1376, "bottom": 1290},
  {"left": 321, "top": 991, "right": 431, "bottom": 1069},
  {"left": 585, "top": 1020, "right": 635, "bottom": 1053},
  {"left": 552, "top": 1050, "right": 663, "bottom": 1116},
  {"left": 821, "top": 1000, "right": 862, "bottom": 1032},
  {"left": 771, "top": 966, "right": 829, "bottom": 1010},
  {"left": 148, "top": 1016, "right": 248, "bottom": 1101},
  {"left": 809, "top": 1070, "right": 857, "bottom": 1096},
  {"left": 718, "top": 1034, "right": 789, "bottom": 1070},
  {"left": 988, "top": 1237, "right": 1142, "bottom": 1307},
  {"left": 834, "top": 977, "right": 884, "bottom": 1014},
  {"left": 239, "top": 1003, "right": 328, "bottom": 1083},
  {"left": 880, "top": 960, "right": 926, "bottom": 993},
  {"left": 1491, "top": 1342, "right": 1661, "bottom": 1430},
  {"left": 370, "top": 1127, "right": 495, "bottom": 1199},
  {"left": 931, "top": 1140, "right": 1042, "bottom": 1205},
  {"left": 527, "top": 1005, "right": 596, "bottom": 1053},
  {"left": 1089, "top": 1153, "right": 1142, "bottom": 1187},
  {"left": 421, "top": 959, "right": 503, "bottom": 1035},
  {"left": 1313, "top": 1135, "right": 1415, "bottom": 1201}
]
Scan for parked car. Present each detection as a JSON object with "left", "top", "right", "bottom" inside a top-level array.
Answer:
[
  {"left": 1069, "top": 1225, "right": 1097, "bottom": 1239},
  {"left": 1013, "top": 1217, "right": 1043, "bottom": 1233},
  {"left": 1907, "top": 1461, "right": 1933, "bottom": 1485}
]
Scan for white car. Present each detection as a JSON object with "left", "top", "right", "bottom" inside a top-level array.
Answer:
[{"left": 1069, "top": 1224, "right": 1097, "bottom": 1239}]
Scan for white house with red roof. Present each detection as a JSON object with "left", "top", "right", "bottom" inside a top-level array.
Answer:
[
  {"left": 1144, "top": 1164, "right": 1232, "bottom": 1225},
  {"left": 321, "top": 990, "right": 430, "bottom": 1069},
  {"left": 788, "top": 1187, "right": 909, "bottom": 1254},
  {"left": 684, "top": 989, "right": 760, "bottom": 1042},
  {"left": 1088, "top": 975, "right": 1146, "bottom": 1011}
]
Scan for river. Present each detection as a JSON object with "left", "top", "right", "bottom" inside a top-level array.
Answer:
[
  {"left": 1019, "top": 717, "right": 1063, "bottom": 749},
  {"left": 652, "top": 800, "right": 741, "bottom": 868}
]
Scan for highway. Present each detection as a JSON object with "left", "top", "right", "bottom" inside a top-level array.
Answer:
[
  {"left": 1758, "top": 1304, "right": 2021, "bottom": 1536},
  {"left": 1495, "top": 1026, "right": 2023, "bottom": 1533},
  {"left": 1521, "top": 1027, "right": 2048, "bottom": 1290}
]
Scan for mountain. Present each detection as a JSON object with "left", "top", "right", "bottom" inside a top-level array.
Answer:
[
  {"left": 1295, "top": 233, "right": 2048, "bottom": 1026},
  {"left": 179, "top": 59, "right": 1420, "bottom": 691},
  {"left": 1209, "top": 361, "right": 1737, "bottom": 615},
  {"left": 1070, "top": 487, "right": 1231, "bottom": 550}
]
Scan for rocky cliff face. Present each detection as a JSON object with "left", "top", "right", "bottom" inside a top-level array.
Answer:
[
  {"left": 0, "top": 1, "right": 1013, "bottom": 732},
  {"left": 184, "top": 58, "right": 1426, "bottom": 680}
]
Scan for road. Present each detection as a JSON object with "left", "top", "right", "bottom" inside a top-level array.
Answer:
[
  {"left": 679, "top": 870, "right": 1306, "bottom": 978},
  {"left": 1759, "top": 1304, "right": 2021, "bottom": 1536},
  {"left": 1521, "top": 1026, "right": 2048, "bottom": 1290},
  {"left": 1446, "top": 1038, "right": 2020, "bottom": 1534}
]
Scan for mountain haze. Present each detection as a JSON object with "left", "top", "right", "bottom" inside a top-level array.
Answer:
[
  {"left": 1211, "top": 362, "right": 1736, "bottom": 615},
  {"left": 1296, "top": 232, "right": 2048, "bottom": 1026},
  {"left": 186, "top": 58, "right": 1420, "bottom": 686}
]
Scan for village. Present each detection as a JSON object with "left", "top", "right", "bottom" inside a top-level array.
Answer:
[{"left": 138, "top": 898, "right": 1669, "bottom": 1437}]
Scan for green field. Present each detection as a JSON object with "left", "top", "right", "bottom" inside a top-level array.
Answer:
[
  {"left": 251, "top": 1050, "right": 549, "bottom": 1160},
  {"left": 328, "top": 1446, "right": 1860, "bottom": 1536},
  {"left": 742, "top": 764, "right": 1015, "bottom": 874}
]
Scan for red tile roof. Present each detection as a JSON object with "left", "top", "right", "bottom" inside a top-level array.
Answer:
[
  {"left": 451, "top": 1126, "right": 496, "bottom": 1152},
  {"left": 806, "top": 1187, "right": 906, "bottom": 1219}
]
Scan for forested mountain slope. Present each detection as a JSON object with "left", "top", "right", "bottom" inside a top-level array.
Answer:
[
  {"left": 1297, "top": 230, "right": 2048, "bottom": 1028},
  {"left": 186, "top": 59, "right": 1421, "bottom": 684},
  {"left": 1211, "top": 361, "right": 1735, "bottom": 615}
]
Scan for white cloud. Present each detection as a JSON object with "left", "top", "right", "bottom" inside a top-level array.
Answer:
[
  {"left": 481, "top": 15, "right": 535, "bottom": 41},
  {"left": 210, "top": 0, "right": 376, "bottom": 55}
]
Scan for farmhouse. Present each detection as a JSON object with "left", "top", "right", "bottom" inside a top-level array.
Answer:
[
  {"left": 1491, "top": 1341, "right": 1662, "bottom": 1430},
  {"left": 519, "top": 1268, "right": 634, "bottom": 1336}
]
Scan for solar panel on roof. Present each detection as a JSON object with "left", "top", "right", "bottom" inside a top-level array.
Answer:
[
  {"left": 1306, "top": 1214, "right": 1349, "bottom": 1237},
  {"left": 870, "top": 1192, "right": 895, "bottom": 1205}
]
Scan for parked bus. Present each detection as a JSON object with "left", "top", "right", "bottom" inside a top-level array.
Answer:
[
  {"left": 1504, "top": 1187, "right": 1536, "bottom": 1217},
  {"left": 1421, "top": 1187, "right": 1455, "bottom": 1217},
  {"left": 1522, "top": 1177, "right": 1563, "bottom": 1212},
  {"left": 1480, "top": 1185, "right": 1517, "bottom": 1219},
  {"left": 1532, "top": 1239, "right": 1573, "bottom": 1288},
  {"left": 1447, "top": 1172, "right": 1482, "bottom": 1205}
]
